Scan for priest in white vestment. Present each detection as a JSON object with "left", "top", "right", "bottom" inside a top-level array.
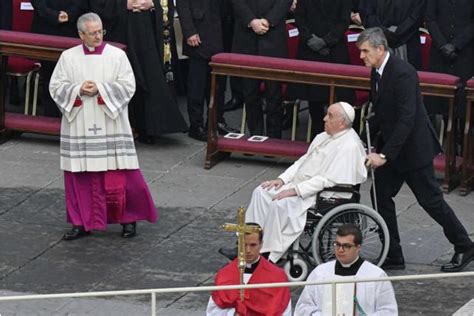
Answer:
[
  {"left": 295, "top": 224, "right": 398, "bottom": 315},
  {"left": 49, "top": 12, "right": 157, "bottom": 240},
  {"left": 245, "top": 102, "right": 367, "bottom": 263}
]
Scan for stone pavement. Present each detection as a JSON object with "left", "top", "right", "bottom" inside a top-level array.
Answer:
[{"left": 0, "top": 114, "right": 473, "bottom": 315}]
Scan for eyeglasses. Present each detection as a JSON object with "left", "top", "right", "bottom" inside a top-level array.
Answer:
[
  {"left": 333, "top": 242, "right": 356, "bottom": 251},
  {"left": 81, "top": 30, "right": 107, "bottom": 37}
]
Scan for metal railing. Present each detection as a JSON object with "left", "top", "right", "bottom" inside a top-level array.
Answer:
[{"left": 1, "top": 271, "right": 473, "bottom": 315}]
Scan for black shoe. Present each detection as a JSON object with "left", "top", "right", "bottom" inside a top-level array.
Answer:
[
  {"left": 121, "top": 222, "right": 137, "bottom": 238},
  {"left": 441, "top": 247, "right": 474, "bottom": 272},
  {"left": 63, "top": 226, "right": 90, "bottom": 241},
  {"left": 218, "top": 247, "right": 237, "bottom": 260},
  {"left": 188, "top": 126, "right": 207, "bottom": 142},
  {"left": 223, "top": 97, "right": 244, "bottom": 112},
  {"left": 217, "top": 122, "right": 239, "bottom": 135},
  {"left": 381, "top": 257, "right": 406, "bottom": 270},
  {"left": 137, "top": 134, "right": 155, "bottom": 144}
]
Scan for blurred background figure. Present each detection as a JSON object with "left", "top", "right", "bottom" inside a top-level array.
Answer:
[
  {"left": 31, "top": 0, "right": 87, "bottom": 117},
  {"left": 359, "top": 0, "right": 426, "bottom": 70}
]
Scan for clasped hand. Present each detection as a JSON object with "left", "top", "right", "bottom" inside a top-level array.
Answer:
[
  {"left": 187, "top": 34, "right": 201, "bottom": 47},
  {"left": 80, "top": 80, "right": 98, "bottom": 96},
  {"left": 128, "top": 0, "right": 154, "bottom": 12},
  {"left": 250, "top": 19, "right": 270, "bottom": 35},
  {"left": 58, "top": 11, "right": 69, "bottom": 23}
]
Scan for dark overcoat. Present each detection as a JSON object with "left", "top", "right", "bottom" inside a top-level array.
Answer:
[
  {"left": 360, "top": 0, "right": 426, "bottom": 70},
  {"left": 425, "top": 0, "right": 474, "bottom": 82},
  {"left": 291, "top": 0, "right": 352, "bottom": 101},
  {"left": 176, "top": 0, "right": 223, "bottom": 60},
  {"left": 230, "top": 0, "right": 291, "bottom": 58},
  {"left": 31, "top": 0, "right": 87, "bottom": 37},
  {"left": 88, "top": 0, "right": 128, "bottom": 44}
]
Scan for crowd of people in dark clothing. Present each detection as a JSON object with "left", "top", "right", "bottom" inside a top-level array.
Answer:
[{"left": 0, "top": 0, "right": 472, "bottom": 143}]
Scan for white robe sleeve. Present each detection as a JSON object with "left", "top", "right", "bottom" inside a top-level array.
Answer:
[
  {"left": 295, "top": 271, "right": 324, "bottom": 316},
  {"left": 205, "top": 297, "right": 234, "bottom": 316},
  {"left": 295, "top": 139, "right": 367, "bottom": 199},
  {"left": 372, "top": 272, "right": 398, "bottom": 315},
  {"left": 278, "top": 136, "right": 320, "bottom": 184},
  {"left": 96, "top": 50, "right": 136, "bottom": 120},
  {"left": 49, "top": 54, "right": 82, "bottom": 123}
]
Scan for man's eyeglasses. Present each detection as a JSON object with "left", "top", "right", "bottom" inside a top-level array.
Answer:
[
  {"left": 333, "top": 242, "right": 356, "bottom": 251},
  {"left": 81, "top": 30, "right": 107, "bottom": 37}
]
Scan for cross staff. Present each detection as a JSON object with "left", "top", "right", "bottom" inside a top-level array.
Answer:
[{"left": 222, "top": 206, "right": 262, "bottom": 301}]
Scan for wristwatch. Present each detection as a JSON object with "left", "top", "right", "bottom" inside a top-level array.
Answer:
[{"left": 379, "top": 153, "right": 387, "bottom": 160}]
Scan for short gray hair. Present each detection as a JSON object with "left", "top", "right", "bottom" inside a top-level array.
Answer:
[
  {"left": 77, "top": 13, "right": 102, "bottom": 33},
  {"left": 356, "top": 27, "right": 388, "bottom": 51}
]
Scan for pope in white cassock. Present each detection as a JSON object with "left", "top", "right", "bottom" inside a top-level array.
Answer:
[
  {"left": 245, "top": 102, "right": 367, "bottom": 263},
  {"left": 295, "top": 224, "right": 398, "bottom": 315},
  {"left": 49, "top": 12, "right": 157, "bottom": 241}
]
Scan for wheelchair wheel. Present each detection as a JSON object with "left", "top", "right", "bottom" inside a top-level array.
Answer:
[
  {"left": 283, "top": 257, "right": 309, "bottom": 282},
  {"left": 311, "top": 203, "right": 389, "bottom": 266}
]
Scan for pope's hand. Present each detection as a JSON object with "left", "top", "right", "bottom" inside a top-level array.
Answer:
[
  {"left": 261, "top": 179, "right": 284, "bottom": 190},
  {"left": 272, "top": 188, "right": 297, "bottom": 200}
]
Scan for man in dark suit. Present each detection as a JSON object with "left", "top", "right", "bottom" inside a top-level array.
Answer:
[
  {"left": 359, "top": 0, "right": 426, "bottom": 70},
  {"left": 357, "top": 27, "right": 474, "bottom": 272},
  {"left": 425, "top": 0, "right": 473, "bottom": 120},
  {"left": 177, "top": 0, "right": 237, "bottom": 141},
  {"left": 291, "top": 0, "right": 354, "bottom": 136},
  {"left": 31, "top": 0, "right": 88, "bottom": 117},
  {"left": 231, "top": 0, "right": 291, "bottom": 138}
]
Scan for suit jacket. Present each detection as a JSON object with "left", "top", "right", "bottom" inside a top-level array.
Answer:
[
  {"left": 368, "top": 54, "right": 442, "bottom": 172},
  {"left": 231, "top": 0, "right": 291, "bottom": 57},
  {"left": 88, "top": 0, "right": 128, "bottom": 44},
  {"left": 176, "top": 0, "right": 223, "bottom": 60},
  {"left": 360, "top": 0, "right": 426, "bottom": 69},
  {"left": 425, "top": 0, "right": 474, "bottom": 81},
  {"left": 31, "top": 0, "right": 87, "bottom": 37}
]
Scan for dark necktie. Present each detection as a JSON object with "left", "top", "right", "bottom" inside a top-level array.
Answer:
[{"left": 375, "top": 71, "right": 381, "bottom": 92}]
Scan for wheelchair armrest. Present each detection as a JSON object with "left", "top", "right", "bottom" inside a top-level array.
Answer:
[
  {"left": 316, "top": 184, "right": 361, "bottom": 203},
  {"left": 317, "top": 184, "right": 360, "bottom": 196}
]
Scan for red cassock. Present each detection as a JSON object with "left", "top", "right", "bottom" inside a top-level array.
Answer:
[{"left": 212, "top": 258, "right": 291, "bottom": 316}]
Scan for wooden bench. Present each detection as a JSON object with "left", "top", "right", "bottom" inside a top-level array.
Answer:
[
  {"left": 0, "top": 30, "right": 126, "bottom": 138},
  {"left": 460, "top": 78, "right": 474, "bottom": 195},
  {"left": 205, "top": 53, "right": 462, "bottom": 193}
]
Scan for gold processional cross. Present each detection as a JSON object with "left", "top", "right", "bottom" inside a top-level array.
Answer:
[{"left": 222, "top": 207, "right": 261, "bottom": 301}]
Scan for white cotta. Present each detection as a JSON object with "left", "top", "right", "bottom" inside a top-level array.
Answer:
[
  {"left": 49, "top": 44, "right": 138, "bottom": 172},
  {"left": 295, "top": 260, "right": 398, "bottom": 316}
]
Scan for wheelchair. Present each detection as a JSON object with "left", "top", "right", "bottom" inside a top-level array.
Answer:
[{"left": 282, "top": 185, "right": 390, "bottom": 282}]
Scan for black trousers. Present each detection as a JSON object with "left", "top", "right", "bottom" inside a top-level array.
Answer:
[
  {"left": 242, "top": 79, "right": 283, "bottom": 138},
  {"left": 186, "top": 57, "right": 226, "bottom": 128},
  {"left": 40, "top": 61, "right": 61, "bottom": 117},
  {"left": 374, "top": 162, "right": 473, "bottom": 258}
]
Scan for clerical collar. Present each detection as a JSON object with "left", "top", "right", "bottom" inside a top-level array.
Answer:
[
  {"left": 376, "top": 51, "right": 390, "bottom": 77},
  {"left": 335, "top": 257, "right": 364, "bottom": 276},
  {"left": 244, "top": 256, "right": 260, "bottom": 274},
  {"left": 82, "top": 42, "right": 106, "bottom": 55}
]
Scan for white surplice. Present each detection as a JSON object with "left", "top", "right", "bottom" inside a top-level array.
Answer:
[
  {"left": 295, "top": 260, "right": 398, "bottom": 316},
  {"left": 49, "top": 44, "right": 138, "bottom": 172},
  {"left": 246, "top": 129, "right": 367, "bottom": 262}
]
